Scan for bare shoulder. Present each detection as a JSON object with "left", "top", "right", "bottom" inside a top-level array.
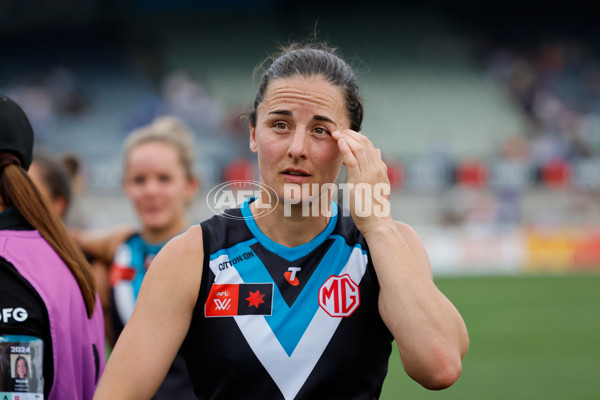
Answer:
[
  {"left": 161, "top": 225, "right": 204, "bottom": 258},
  {"left": 147, "top": 225, "right": 205, "bottom": 286},
  {"left": 141, "top": 225, "right": 205, "bottom": 311},
  {"left": 393, "top": 221, "right": 432, "bottom": 277}
]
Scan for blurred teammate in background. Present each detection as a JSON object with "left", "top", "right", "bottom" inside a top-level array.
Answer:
[
  {"left": 95, "top": 42, "right": 468, "bottom": 400},
  {"left": 28, "top": 152, "right": 72, "bottom": 219},
  {"left": 0, "top": 94, "right": 104, "bottom": 399},
  {"left": 28, "top": 151, "right": 116, "bottom": 345},
  {"left": 88, "top": 116, "right": 198, "bottom": 399},
  {"left": 60, "top": 151, "right": 90, "bottom": 230}
]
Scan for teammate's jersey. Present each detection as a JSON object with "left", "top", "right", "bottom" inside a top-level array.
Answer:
[
  {"left": 110, "top": 234, "right": 196, "bottom": 400},
  {"left": 110, "top": 234, "right": 163, "bottom": 331},
  {"left": 184, "top": 199, "right": 393, "bottom": 400}
]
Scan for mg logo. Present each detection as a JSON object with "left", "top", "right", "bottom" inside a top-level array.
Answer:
[{"left": 318, "top": 275, "right": 360, "bottom": 317}]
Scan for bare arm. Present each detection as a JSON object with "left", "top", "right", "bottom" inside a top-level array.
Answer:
[
  {"left": 369, "top": 221, "right": 468, "bottom": 389},
  {"left": 332, "top": 129, "right": 469, "bottom": 390},
  {"left": 71, "top": 225, "right": 135, "bottom": 264},
  {"left": 93, "top": 225, "right": 204, "bottom": 399}
]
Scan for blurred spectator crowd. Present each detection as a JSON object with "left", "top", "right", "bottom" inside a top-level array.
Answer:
[
  {"left": 3, "top": 32, "right": 600, "bottom": 230},
  {"left": 486, "top": 39, "right": 600, "bottom": 161}
]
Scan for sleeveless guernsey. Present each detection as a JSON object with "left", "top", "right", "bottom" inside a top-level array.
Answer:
[
  {"left": 110, "top": 233, "right": 196, "bottom": 400},
  {"left": 184, "top": 200, "right": 393, "bottom": 400}
]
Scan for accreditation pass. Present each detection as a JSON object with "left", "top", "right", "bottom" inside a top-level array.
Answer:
[{"left": 0, "top": 335, "right": 43, "bottom": 399}]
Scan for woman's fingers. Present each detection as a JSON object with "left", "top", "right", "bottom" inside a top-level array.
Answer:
[
  {"left": 332, "top": 129, "right": 392, "bottom": 232},
  {"left": 337, "top": 138, "right": 359, "bottom": 170},
  {"left": 333, "top": 129, "right": 380, "bottom": 181}
]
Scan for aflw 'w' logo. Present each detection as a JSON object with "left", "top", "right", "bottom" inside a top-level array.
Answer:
[{"left": 213, "top": 298, "right": 231, "bottom": 310}]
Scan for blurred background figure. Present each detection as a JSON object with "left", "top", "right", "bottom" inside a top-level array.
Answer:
[
  {"left": 28, "top": 151, "right": 72, "bottom": 219},
  {"left": 78, "top": 116, "right": 198, "bottom": 399},
  {"left": 59, "top": 151, "right": 91, "bottom": 229},
  {"left": 28, "top": 151, "right": 91, "bottom": 229},
  {"left": 27, "top": 150, "right": 117, "bottom": 351}
]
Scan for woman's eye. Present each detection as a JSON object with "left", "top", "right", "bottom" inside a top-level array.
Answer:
[
  {"left": 158, "top": 175, "right": 172, "bottom": 183},
  {"left": 314, "top": 127, "right": 329, "bottom": 135},
  {"left": 133, "top": 176, "right": 145, "bottom": 184},
  {"left": 274, "top": 122, "right": 288, "bottom": 130}
]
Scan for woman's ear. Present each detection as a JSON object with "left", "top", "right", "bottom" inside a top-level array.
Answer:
[{"left": 249, "top": 123, "right": 258, "bottom": 154}]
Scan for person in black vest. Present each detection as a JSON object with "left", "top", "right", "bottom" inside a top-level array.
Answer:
[{"left": 95, "top": 42, "right": 469, "bottom": 400}]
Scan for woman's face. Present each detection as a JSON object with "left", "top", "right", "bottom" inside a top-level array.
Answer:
[
  {"left": 28, "top": 162, "right": 51, "bottom": 202},
  {"left": 16, "top": 358, "right": 27, "bottom": 378},
  {"left": 250, "top": 75, "right": 349, "bottom": 204},
  {"left": 123, "top": 141, "right": 196, "bottom": 233},
  {"left": 28, "top": 162, "right": 68, "bottom": 217}
]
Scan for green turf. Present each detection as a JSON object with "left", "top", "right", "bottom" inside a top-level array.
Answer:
[{"left": 380, "top": 274, "right": 600, "bottom": 400}]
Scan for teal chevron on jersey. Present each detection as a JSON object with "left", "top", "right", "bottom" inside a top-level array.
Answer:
[
  {"left": 208, "top": 200, "right": 365, "bottom": 356},
  {"left": 112, "top": 234, "right": 163, "bottom": 324},
  {"left": 207, "top": 245, "right": 369, "bottom": 399},
  {"left": 111, "top": 233, "right": 196, "bottom": 400},
  {"left": 240, "top": 199, "right": 338, "bottom": 261},
  {"left": 190, "top": 199, "right": 393, "bottom": 400},
  {"left": 116, "top": 235, "right": 160, "bottom": 301},
  {"left": 236, "top": 236, "right": 359, "bottom": 355}
]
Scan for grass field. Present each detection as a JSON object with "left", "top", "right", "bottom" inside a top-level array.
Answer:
[{"left": 380, "top": 274, "right": 600, "bottom": 400}]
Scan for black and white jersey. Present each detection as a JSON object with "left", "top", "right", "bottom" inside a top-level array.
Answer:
[{"left": 184, "top": 200, "right": 393, "bottom": 400}]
